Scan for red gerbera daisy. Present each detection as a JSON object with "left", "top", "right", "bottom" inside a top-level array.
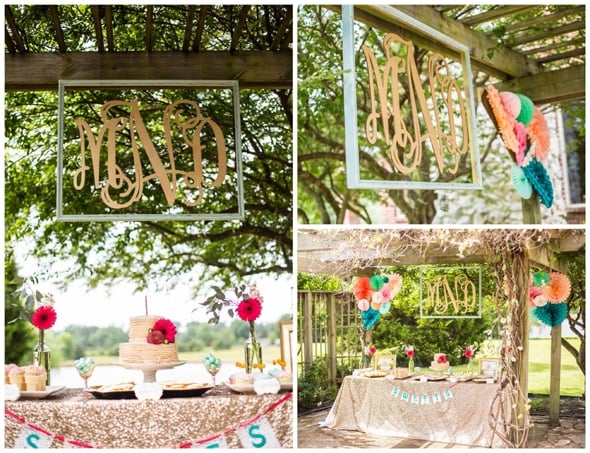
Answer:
[
  {"left": 437, "top": 354, "right": 447, "bottom": 364},
  {"left": 406, "top": 349, "right": 415, "bottom": 358},
  {"left": 31, "top": 305, "right": 57, "bottom": 330},
  {"left": 465, "top": 348, "right": 474, "bottom": 359},
  {"left": 237, "top": 297, "right": 262, "bottom": 322},
  {"left": 152, "top": 319, "right": 177, "bottom": 343}
]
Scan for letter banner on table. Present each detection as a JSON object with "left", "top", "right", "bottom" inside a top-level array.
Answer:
[
  {"left": 421, "top": 394, "right": 430, "bottom": 405},
  {"left": 236, "top": 416, "right": 281, "bottom": 448},
  {"left": 411, "top": 394, "right": 420, "bottom": 405},
  {"left": 391, "top": 387, "right": 400, "bottom": 399},
  {"left": 191, "top": 436, "right": 228, "bottom": 449},
  {"left": 433, "top": 392, "right": 442, "bottom": 403},
  {"left": 444, "top": 389, "right": 454, "bottom": 400},
  {"left": 15, "top": 425, "right": 53, "bottom": 449}
]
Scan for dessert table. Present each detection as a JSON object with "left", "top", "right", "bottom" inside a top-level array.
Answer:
[
  {"left": 5, "top": 387, "right": 292, "bottom": 448},
  {"left": 322, "top": 375, "right": 509, "bottom": 447}
]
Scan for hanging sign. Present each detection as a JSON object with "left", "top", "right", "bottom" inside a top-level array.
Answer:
[
  {"left": 419, "top": 265, "right": 482, "bottom": 318},
  {"left": 57, "top": 80, "right": 243, "bottom": 221},
  {"left": 342, "top": 6, "right": 481, "bottom": 190}
]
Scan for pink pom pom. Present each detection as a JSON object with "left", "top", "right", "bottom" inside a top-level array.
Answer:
[
  {"left": 514, "top": 122, "right": 527, "bottom": 165},
  {"left": 358, "top": 299, "right": 370, "bottom": 311},
  {"left": 500, "top": 92, "right": 521, "bottom": 119}
]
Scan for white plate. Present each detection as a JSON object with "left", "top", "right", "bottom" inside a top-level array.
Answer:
[
  {"left": 225, "top": 381, "right": 292, "bottom": 394},
  {"left": 19, "top": 385, "right": 66, "bottom": 399}
]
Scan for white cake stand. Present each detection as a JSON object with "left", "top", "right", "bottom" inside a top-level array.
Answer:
[{"left": 118, "top": 361, "right": 186, "bottom": 383}]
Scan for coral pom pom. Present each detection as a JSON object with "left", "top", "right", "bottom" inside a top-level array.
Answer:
[
  {"left": 542, "top": 272, "right": 571, "bottom": 303},
  {"left": 499, "top": 91, "right": 521, "bottom": 119}
]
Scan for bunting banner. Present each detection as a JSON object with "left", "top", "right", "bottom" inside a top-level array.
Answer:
[
  {"left": 6, "top": 392, "right": 292, "bottom": 449},
  {"left": 390, "top": 387, "right": 454, "bottom": 406}
]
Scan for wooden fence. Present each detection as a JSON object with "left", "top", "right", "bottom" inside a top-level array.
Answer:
[{"left": 297, "top": 290, "right": 365, "bottom": 385}]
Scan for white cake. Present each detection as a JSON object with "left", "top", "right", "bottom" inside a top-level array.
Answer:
[
  {"left": 431, "top": 353, "right": 449, "bottom": 371},
  {"left": 119, "top": 316, "right": 179, "bottom": 363}
]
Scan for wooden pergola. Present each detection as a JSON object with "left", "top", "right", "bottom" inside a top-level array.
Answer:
[
  {"left": 298, "top": 228, "right": 585, "bottom": 443},
  {"left": 5, "top": 5, "right": 293, "bottom": 91}
]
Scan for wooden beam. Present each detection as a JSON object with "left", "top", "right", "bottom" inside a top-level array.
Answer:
[
  {"left": 146, "top": 5, "right": 154, "bottom": 52},
  {"left": 511, "top": 20, "right": 585, "bottom": 47},
  {"left": 549, "top": 325, "right": 562, "bottom": 426},
  {"left": 193, "top": 5, "right": 209, "bottom": 52},
  {"left": 354, "top": 5, "right": 542, "bottom": 80},
  {"left": 48, "top": 6, "right": 67, "bottom": 53},
  {"left": 5, "top": 51, "right": 293, "bottom": 91},
  {"left": 5, "top": 5, "right": 26, "bottom": 53},
  {"left": 522, "top": 38, "right": 585, "bottom": 57},
  {"left": 5, "top": 26, "right": 17, "bottom": 53},
  {"left": 499, "top": 6, "right": 585, "bottom": 35},
  {"left": 535, "top": 47, "right": 586, "bottom": 65},
  {"left": 230, "top": 5, "right": 250, "bottom": 53},
  {"left": 90, "top": 6, "right": 104, "bottom": 52},
  {"left": 459, "top": 5, "right": 536, "bottom": 27},
  {"left": 494, "top": 65, "right": 585, "bottom": 104},
  {"left": 105, "top": 6, "right": 114, "bottom": 51}
]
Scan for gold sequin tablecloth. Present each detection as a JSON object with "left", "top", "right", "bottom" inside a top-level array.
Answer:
[
  {"left": 5, "top": 387, "right": 293, "bottom": 448},
  {"left": 322, "top": 376, "right": 508, "bottom": 447}
]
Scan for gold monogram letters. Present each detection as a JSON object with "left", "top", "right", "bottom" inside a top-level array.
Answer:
[
  {"left": 362, "top": 33, "right": 471, "bottom": 176},
  {"left": 423, "top": 273, "right": 478, "bottom": 316},
  {"left": 73, "top": 99, "right": 227, "bottom": 209}
]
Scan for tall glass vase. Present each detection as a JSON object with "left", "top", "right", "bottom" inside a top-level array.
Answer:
[
  {"left": 244, "top": 322, "right": 263, "bottom": 374},
  {"left": 33, "top": 330, "right": 51, "bottom": 386},
  {"left": 408, "top": 357, "right": 415, "bottom": 374}
]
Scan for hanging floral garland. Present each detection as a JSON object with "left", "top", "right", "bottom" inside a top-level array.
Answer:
[{"left": 529, "top": 271, "right": 571, "bottom": 327}]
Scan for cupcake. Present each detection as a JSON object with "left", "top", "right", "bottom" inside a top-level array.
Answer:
[
  {"left": 8, "top": 366, "right": 26, "bottom": 391},
  {"left": 24, "top": 365, "right": 47, "bottom": 391},
  {"left": 5, "top": 364, "right": 19, "bottom": 384}
]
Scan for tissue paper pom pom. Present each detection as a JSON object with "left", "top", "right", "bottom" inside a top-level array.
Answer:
[
  {"left": 354, "top": 277, "right": 373, "bottom": 301},
  {"left": 379, "top": 301, "right": 391, "bottom": 314},
  {"left": 522, "top": 157, "right": 554, "bottom": 208},
  {"left": 500, "top": 91, "right": 521, "bottom": 119},
  {"left": 542, "top": 272, "right": 571, "bottom": 303},
  {"left": 370, "top": 300, "right": 382, "bottom": 311},
  {"left": 370, "top": 274, "right": 385, "bottom": 290},
  {"left": 486, "top": 85, "right": 518, "bottom": 152},
  {"left": 529, "top": 286, "right": 543, "bottom": 306},
  {"left": 358, "top": 299, "right": 370, "bottom": 311},
  {"left": 514, "top": 122, "right": 527, "bottom": 162},
  {"left": 388, "top": 273, "right": 403, "bottom": 297},
  {"left": 516, "top": 93, "right": 534, "bottom": 126},
  {"left": 533, "top": 295, "right": 548, "bottom": 307},
  {"left": 533, "top": 302, "right": 568, "bottom": 327},
  {"left": 371, "top": 291, "right": 383, "bottom": 304},
  {"left": 511, "top": 163, "right": 532, "bottom": 199},
  {"left": 533, "top": 271, "right": 550, "bottom": 286},
  {"left": 380, "top": 284, "right": 392, "bottom": 302},
  {"left": 526, "top": 107, "right": 550, "bottom": 162},
  {"left": 361, "top": 307, "right": 381, "bottom": 330}
]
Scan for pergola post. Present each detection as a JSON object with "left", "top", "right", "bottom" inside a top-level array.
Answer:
[
  {"left": 549, "top": 324, "right": 562, "bottom": 426},
  {"left": 327, "top": 294, "right": 338, "bottom": 386}
]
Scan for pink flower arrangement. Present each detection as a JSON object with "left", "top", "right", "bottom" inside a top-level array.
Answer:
[
  {"left": 437, "top": 354, "right": 447, "bottom": 364},
  {"left": 406, "top": 346, "right": 415, "bottom": 358},
  {"left": 149, "top": 318, "right": 177, "bottom": 343},
  {"left": 369, "top": 346, "right": 377, "bottom": 355},
  {"left": 31, "top": 305, "right": 57, "bottom": 331},
  {"left": 237, "top": 298, "right": 263, "bottom": 322}
]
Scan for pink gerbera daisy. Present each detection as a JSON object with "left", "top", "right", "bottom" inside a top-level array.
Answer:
[
  {"left": 152, "top": 318, "right": 177, "bottom": 343},
  {"left": 237, "top": 297, "right": 262, "bottom": 322},
  {"left": 31, "top": 305, "right": 57, "bottom": 330}
]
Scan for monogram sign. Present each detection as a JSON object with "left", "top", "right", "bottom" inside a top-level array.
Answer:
[
  {"left": 419, "top": 266, "right": 482, "bottom": 318},
  {"left": 342, "top": 6, "right": 481, "bottom": 190},
  {"left": 57, "top": 80, "right": 243, "bottom": 221}
]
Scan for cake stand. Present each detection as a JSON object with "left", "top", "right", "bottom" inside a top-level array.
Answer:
[{"left": 118, "top": 361, "right": 186, "bottom": 383}]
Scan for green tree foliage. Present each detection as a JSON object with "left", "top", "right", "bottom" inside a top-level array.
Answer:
[{"left": 5, "top": 5, "right": 292, "bottom": 295}]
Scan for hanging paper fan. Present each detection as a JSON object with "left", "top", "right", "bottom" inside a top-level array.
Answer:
[
  {"left": 388, "top": 274, "right": 403, "bottom": 297},
  {"left": 511, "top": 163, "right": 533, "bottom": 199},
  {"left": 533, "top": 302, "right": 568, "bottom": 327},
  {"left": 370, "top": 274, "right": 385, "bottom": 291},
  {"left": 379, "top": 301, "right": 391, "bottom": 314},
  {"left": 357, "top": 299, "right": 370, "bottom": 311},
  {"left": 521, "top": 157, "right": 554, "bottom": 208},
  {"left": 380, "top": 284, "right": 393, "bottom": 303},
  {"left": 542, "top": 272, "right": 571, "bottom": 303},
  {"left": 353, "top": 277, "right": 373, "bottom": 301},
  {"left": 533, "top": 271, "right": 550, "bottom": 287},
  {"left": 361, "top": 307, "right": 381, "bottom": 330}
]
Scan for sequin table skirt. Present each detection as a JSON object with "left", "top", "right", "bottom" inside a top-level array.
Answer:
[
  {"left": 5, "top": 387, "right": 293, "bottom": 448},
  {"left": 322, "top": 376, "right": 510, "bottom": 447}
]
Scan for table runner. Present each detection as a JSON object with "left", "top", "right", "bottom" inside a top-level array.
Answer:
[
  {"left": 323, "top": 376, "right": 509, "bottom": 447},
  {"left": 5, "top": 387, "right": 292, "bottom": 448}
]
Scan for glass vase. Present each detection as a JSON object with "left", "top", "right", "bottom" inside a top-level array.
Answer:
[
  {"left": 467, "top": 358, "right": 473, "bottom": 374},
  {"left": 408, "top": 357, "right": 415, "bottom": 374},
  {"left": 33, "top": 330, "right": 51, "bottom": 386},
  {"left": 244, "top": 331, "right": 263, "bottom": 374}
]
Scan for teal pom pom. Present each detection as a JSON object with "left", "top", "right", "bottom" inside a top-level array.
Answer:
[
  {"left": 379, "top": 302, "right": 391, "bottom": 314},
  {"left": 533, "top": 302, "right": 568, "bottom": 327},
  {"left": 516, "top": 94, "right": 534, "bottom": 126},
  {"left": 361, "top": 307, "right": 381, "bottom": 330},
  {"left": 370, "top": 275, "right": 384, "bottom": 290},
  {"left": 511, "top": 163, "right": 532, "bottom": 199},
  {"left": 522, "top": 157, "right": 553, "bottom": 208}
]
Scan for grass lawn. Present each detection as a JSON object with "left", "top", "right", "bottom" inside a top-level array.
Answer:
[{"left": 527, "top": 337, "right": 584, "bottom": 396}]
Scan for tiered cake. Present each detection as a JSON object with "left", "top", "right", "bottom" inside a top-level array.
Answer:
[
  {"left": 119, "top": 316, "right": 179, "bottom": 363},
  {"left": 430, "top": 353, "right": 449, "bottom": 371}
]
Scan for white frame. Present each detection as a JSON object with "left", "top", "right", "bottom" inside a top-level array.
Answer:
[
  {"left": 479, "top": 357, "right": 500, "bottom": 377},
  {"left": 57, "top": 79, "right": 244, "bottom": 221},
  {"left": 342, "top": 5, "right": 482, "bottom": 190}
]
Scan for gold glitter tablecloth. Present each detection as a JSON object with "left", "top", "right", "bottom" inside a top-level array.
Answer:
[
  {"left": 5, "top": 387, "right": 293, "bottom": 448},
  {"left": 323, "top": 376, "right": 509, "bottom": 447}
]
